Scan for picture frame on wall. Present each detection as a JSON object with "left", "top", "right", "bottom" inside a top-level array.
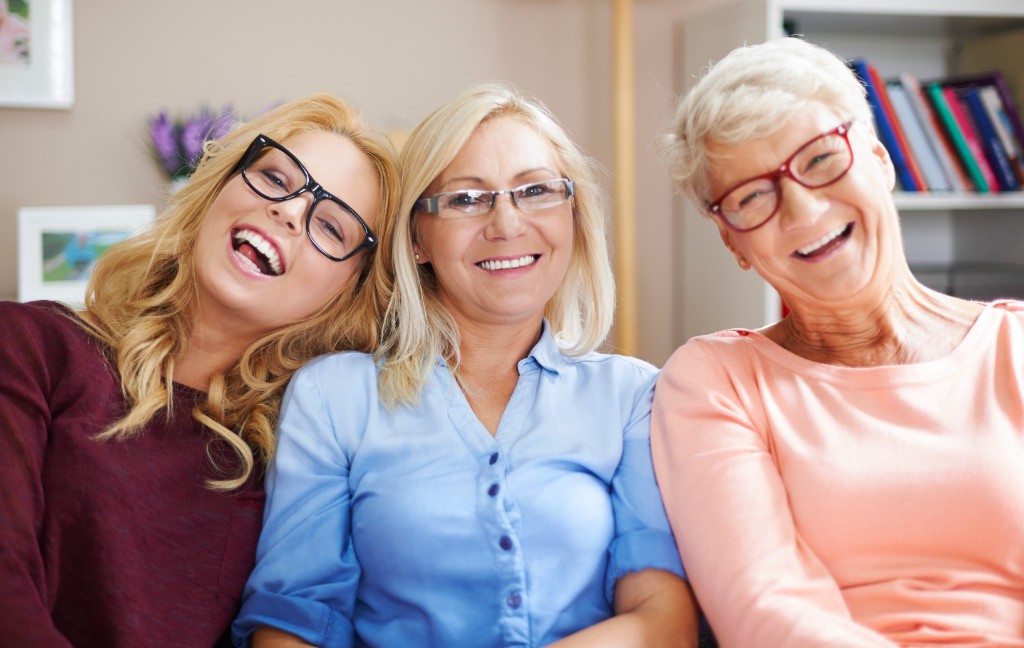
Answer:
[
  {"left": 0, "top": 0, "right": 73, "bottom": 109},
  {"left": 17, "top": 205, "right": 155, "bottom": 306}
]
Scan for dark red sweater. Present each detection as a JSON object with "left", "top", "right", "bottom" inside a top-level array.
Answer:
[{"left": 0, "top": 301, "right": 264, "bottom": 647}]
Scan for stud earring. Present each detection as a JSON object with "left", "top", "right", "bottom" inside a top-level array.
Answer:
[
  {"left": 738, "top": 257, "right": 751, "bottom": 270},
  {"left": 415, "top": 253, "right": 420, "bottom": 261}
]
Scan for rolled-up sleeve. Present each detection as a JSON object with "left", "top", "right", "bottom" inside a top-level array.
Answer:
[
  {"left": 233, "top": 359, "right": 364, "bottom": 647},
  {"left": 605, "top": 373, "right": 685, "bottom": 603}
]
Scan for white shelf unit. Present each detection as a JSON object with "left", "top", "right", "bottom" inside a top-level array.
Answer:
[{"left": 672, "top": 0, "right": 1024, "bottom": 344}]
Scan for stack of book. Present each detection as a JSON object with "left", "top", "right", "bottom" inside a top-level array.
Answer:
[{"left": 849, "top": 59, "right": 1024, "bottom": 194}]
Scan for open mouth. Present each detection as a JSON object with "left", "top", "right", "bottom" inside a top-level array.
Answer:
[
  {"left": 794, "top": 223, "right": 853, "bottom": 259},
  {"left": 477, "top": 254, "right": 539, "bottom": 271},
  {"left": 232, "top": 228, "right": 283, "bottom": 276}
]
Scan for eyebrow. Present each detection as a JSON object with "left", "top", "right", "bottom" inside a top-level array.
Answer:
[{"left": 436, "top": 166, "right": 560, "bottom": 192}]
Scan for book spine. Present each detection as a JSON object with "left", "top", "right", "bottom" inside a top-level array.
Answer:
[
  {"left": 990, "top": 73, "right": 1024, "bottom": 165},
  {"left": 943, "top": 86, "right": 998, "bottom": 192},
  {"left": 925, "top": 82, "right": 988, "bottom": 192},
  {"left": 850, "top": 59, "right": 918, "bottom": 192},
  {"left": 867, "top": 63, "right": 927, "bottom": 191},
  {"left": 959, "top": 87, "right": 1019, "bottom": 191},
  {"left": 979, "top": 85, "right": 1024, "bottom": 184},
  {"left": 886, "top": 80, "right": 952, "bottom": 191},
  {"left": 899, "top": 72, "right": 967, "bottom": 192}
]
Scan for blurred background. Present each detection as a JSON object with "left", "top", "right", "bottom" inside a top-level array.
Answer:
[{"left": 0, "top": 0, "right": 716, "bottom": 366}]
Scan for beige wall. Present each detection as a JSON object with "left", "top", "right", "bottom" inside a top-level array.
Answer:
[{"left": 0, "top": 0, "right": 711, "bottom": 366}]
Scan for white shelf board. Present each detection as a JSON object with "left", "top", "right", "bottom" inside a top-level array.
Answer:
[
  {"left": 893, "top": 192, "right": 1024, "bottom": 211},
  {"left": 775, "top": 0, "right": 1024, "bottom": 19}
]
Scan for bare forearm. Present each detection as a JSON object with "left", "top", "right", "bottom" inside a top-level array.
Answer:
[
  {"left": 251, "top": 626, "right": 316, "bottom": 648},
  {"left": 548, "top": 569, "right": 699, "bottom": 648}
]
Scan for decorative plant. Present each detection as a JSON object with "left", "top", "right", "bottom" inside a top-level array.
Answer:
[{"left": 147, "top": 106, "right": 236, "bottom": 181}]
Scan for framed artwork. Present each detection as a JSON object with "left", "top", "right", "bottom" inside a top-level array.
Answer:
[
  {"left": 17, "top": 205, "right": 155, "bottom": 306},
  {"left": 0, "top": 0, "right": 73, "bottom": 109}
]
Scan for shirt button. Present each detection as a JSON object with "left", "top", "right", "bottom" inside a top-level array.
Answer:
[
  {"left": 499, "top": 535, "right": 513, "bottom": 551},
  {"left": 507, "top": 592, "right": 522, "bottom": 609},
  {"left": 488, "top": 483, "right": 499, "bottom": 497},
  {"left": 489, "top": 452, "right": 499, "bottom": 465}
]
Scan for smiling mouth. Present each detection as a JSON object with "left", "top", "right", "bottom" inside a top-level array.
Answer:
[
  {"left": 477, "top": 254, "right": 539, "bottom": 271},
  {"left": 232, "top": 228, "right": 283, "bottom": 276},
  {"left": 794, "top": 223, "right": 853, "bottom": 259}
]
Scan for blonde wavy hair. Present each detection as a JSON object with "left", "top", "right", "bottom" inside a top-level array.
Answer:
[
  {"left": 77, "top": 92, "right": 400, "bottom": 490},
  {"left": 377, "top": 81, "right": 615, "bottom": 407},
  {"left": 661, "top": 37, "right": 872, "bottom": 207}
]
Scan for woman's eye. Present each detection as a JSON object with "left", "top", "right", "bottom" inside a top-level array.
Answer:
[
  {"left": 314, "top": 217, "right": 344, "bottom": 243},
  {"left": 445, "top": 191, "right": 488, "bottom": 211},
  {"left": 738, "top": 191, "right": 764, "bottom": 208},
  {"left": 807, "top": 151, "right": 835, "bottom": 169},
  {"left": 260, "top": 169, "right": 289, "bottom": 190},
  {"left": 521, "top": 183, "right": 551, "bottom": 197}
]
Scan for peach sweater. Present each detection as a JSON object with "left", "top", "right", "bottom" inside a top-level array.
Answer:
[{"left": 652, "top": 301, "right": 1024, "bottom": 647}]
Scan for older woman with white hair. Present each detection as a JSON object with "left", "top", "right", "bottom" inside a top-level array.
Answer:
[
  {"left": 652, "top": 37, "right": 1024, "bottom": 647},
  {"left": 235, "top": 81, "right": 698, "bottom": 648}
]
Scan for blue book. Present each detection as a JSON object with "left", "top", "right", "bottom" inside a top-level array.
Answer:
[
  {"left": 850, "top": 59, "right": 918, "bottom": 191},
  {"left": 958, "top": 86, "right": 1020, "bottom": 191}
]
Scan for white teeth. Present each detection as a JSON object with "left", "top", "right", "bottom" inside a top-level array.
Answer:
[
  {"left": 233, "top": 229, "right": 283, "bottom": 275},
  {"left": 235, "top": 251, "right": 262, "bottom": 274},
  {"left": 797, "top": 225, "right": 846, "bottom": 256},
  {"left": 478, "top": 255, "right": 537, "bottom": 271}
]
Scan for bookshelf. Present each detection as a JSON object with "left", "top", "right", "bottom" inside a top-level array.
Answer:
[{"left": 672, "top": 0, "right": 1024, "bottom": 344}]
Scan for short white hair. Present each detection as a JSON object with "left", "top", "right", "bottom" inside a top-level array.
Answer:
[{"left": 661, "top": 37, "right": 872, "bottom": 207}]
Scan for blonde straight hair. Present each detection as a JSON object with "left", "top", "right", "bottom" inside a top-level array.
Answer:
[
  {"left": 78, "top": 92, "right": 400, "bottom": 490},
  {"left": 377, "top": 81, "right": 615, "bottom": 407}
]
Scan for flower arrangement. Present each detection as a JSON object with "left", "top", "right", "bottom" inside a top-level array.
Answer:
[{"left": 147, "top": 106, "right": 236, "bottom": 182}]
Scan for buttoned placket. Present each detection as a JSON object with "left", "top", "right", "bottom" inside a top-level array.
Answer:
[{"left": 441, "top": 356, "right": 548, "bottom": 647}]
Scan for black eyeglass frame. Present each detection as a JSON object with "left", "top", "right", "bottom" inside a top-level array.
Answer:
[
  {"left": 234, "top": 134, "right": 378, "bottom": 262},
  {"left": 414, "top": 178, "right": 576, "bottom": 218},
  {"left": 707, "top": 121, "right": 855, "bottom": 233}
]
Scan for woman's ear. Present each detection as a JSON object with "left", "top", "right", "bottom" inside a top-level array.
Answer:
[
  {"left": 411, "top": 214, "right": 429, "bottom": 264},
  {"left": 412, "top": 242, "right": 429, "bottom": 264},
  {"left": 870, "top": 133, "right": 897, "bottom": 190},
  {"left": 716, "top": 222, "right": 750, "bottom": 270}
]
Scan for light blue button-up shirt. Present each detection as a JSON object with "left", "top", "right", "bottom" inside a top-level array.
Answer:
[{"left": 233, "top": 323, "right": 684, "bottom": 647}]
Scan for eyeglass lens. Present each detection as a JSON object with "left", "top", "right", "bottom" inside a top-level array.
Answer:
[
  {"left": 243, "top": 145, "right": 368, "bottom": 260},
  {"left": 718, "top": 127, "right": 852, "bottom": 231},
  {"left": 435, "top": 179, "right": 572, "bottom": 217}
]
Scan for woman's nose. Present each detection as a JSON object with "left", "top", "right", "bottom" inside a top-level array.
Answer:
[
  {"left": 484, "top": 195, "right": 527, "bottom": 239},
  {"left": 775, "top": 179, "right": 829, "bottom": 231},
  {"left": 268, "top": 196, "right": 309, "bottom": 235}
]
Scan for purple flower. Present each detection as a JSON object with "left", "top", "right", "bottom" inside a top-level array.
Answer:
[
  {"left": 180, "top": 110, "right": 214, "bottom": 168},
  {"left": 147, "top": 106, "right": 237, "bottom": 180},
  {"left": 208, "top": 110, "right": 235, "bottom": 141},
  {"left": 148, "top": 111, "right": 184, "bottom": 177}
]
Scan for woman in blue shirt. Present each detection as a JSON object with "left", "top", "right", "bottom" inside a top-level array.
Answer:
[{"left": 234, "top": 82, "right": 697, "bottom": 648}]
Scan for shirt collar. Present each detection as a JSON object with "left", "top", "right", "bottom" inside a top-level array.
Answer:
[
  {"left": 520, "top": 318, "right": 565, "bottom": 376},
  {"left": 434, "top": 319, "right": 567, "bottom": 375}
]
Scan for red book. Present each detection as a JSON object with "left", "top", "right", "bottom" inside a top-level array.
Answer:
[
  {"left": 867, "top": 63, "right": 927, "bottom": 191},
  {"left": 943, "top": 86, "right": 1000, "bottom": 192}
]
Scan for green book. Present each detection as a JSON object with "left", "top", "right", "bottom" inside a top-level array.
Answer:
[{"left": 925, "top": 82, "right": 988, "bottom": 192}]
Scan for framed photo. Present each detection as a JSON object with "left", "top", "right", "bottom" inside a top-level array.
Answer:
[
  {"left": 0, "top": 0, "right": 73, "bottom": 109},
  {"left": 18, "top": 204, "right": 155, "bottom": 306}
]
